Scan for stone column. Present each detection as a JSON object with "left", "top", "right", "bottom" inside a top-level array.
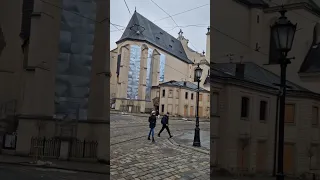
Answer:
[
  {"left": 151, "top": 49, "right": 160, "bottom": 87},
  {"left": 118, "top": 45, "right": 130, "bottom": 98},
  {"left": 86, "top": 0, "right": 109, "bottom": 162},
  {"left": 138, "top": 45, "right": 148, "bottom": 100}
]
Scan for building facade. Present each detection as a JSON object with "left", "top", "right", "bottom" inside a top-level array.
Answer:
[
  {"left": 153, "top": 81, "right": 210, "bottom": 118},
  {"left": 0, "top": 0, "right": 109, "bottom": 162},
  {"left": 211, "top": 0, "right": 320, "bottom": 176},
  {"left": 211, "top": 62, "right": 320, "bottom": 176},
  {"left": 110, "top": 11, "right": 210, "bottom": 114}
]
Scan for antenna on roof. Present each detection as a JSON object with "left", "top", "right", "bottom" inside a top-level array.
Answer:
[{"left": 135, "top": 7, "right": 136, "bottom": 12}]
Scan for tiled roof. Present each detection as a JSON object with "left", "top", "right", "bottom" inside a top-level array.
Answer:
[
  {"left": 160, "top": 81, "right": 208, "bottom": 92},
  {"left": 235, "top": 0, "right": 269, "bottom": 8},
  {"left": 116, "top": 11, "right": 193, "bottom": 64},
  {"left": 211, "top": 62, "right": 311, "bottom": 92},
  {"left": 299, "top": 44, "right": 320, "bottom": 73}
]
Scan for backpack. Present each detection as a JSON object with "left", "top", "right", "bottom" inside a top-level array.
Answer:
[{"left": 161, "top": 116, "right": 167, "bottom": 124}]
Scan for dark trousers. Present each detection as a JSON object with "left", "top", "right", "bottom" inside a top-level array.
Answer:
[{"left": 159, "top": 124, "right": 171, "bottom": 136}]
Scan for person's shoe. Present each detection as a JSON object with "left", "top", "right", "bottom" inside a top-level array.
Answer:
[
  {"left": 148, "top": 136, "right": 150, "bottom": 140},
  {"left": 152, "top": 137, "right": 155, "bottom": 142},
  {"left": 158, "top": 134, "right": 160, "bottom": 137},
  {"left": 169, "top": 135, "right": 173, "bottom": 138}
]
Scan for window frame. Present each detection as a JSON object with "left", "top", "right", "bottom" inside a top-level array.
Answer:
[
  {"left": 241, "top": 96, "right": 250, "bottom": 119},
  {"left": 185, "top": 92, "right": 188, "bottom": 99},
  {"left": 312, "top": 106, "right": 319, "bottom": 127},
  {"left": 285, "top": 103, "right": 295, "bottom": 124},
  {"left": 211, "top": 92, "right": 219, "bottom": 116},
  {"left": 162, "top": 89, "right": 165, "bottom": 97},
  {"left": 168, "top": 89, "right": 173, "bottom": 98},
  {"left": 259, "top": 100, "right": 268, "bottom": 121}
]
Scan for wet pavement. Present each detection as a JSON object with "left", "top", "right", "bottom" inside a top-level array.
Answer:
[
  {"left": 172, "top": 130, "right": 210, "bottom": 151},
  {"left": 110, "top": 113, "right": 210, "bottom": 179}
]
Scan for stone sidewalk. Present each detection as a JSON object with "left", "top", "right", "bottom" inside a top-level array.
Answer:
[
  {"left": 0, "top": 154, "right": 109, "bottom": 175},
  {"left": 111, "top": 137, "right": 210, "bottom": 180}
]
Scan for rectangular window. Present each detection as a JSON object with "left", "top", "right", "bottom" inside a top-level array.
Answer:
[
  {"left": 241, "top": 97, "right": 249, "bottom": 118},
  {"left": 168, "top": 90, "right": 173, "bottom": 98},
  {"left": 260, "top": 101, "right": 267, "bottom": 121},
  {"left": 285, "top": 104, "right": 295, "bottom": 123},
  {"left": 176, "top": 90, "right": 179, "bottom": 99},
  {"left": 212, "top": 92, "right": 219, "bottom": 115},
  {"left": 161, "top": 104, "right": 164, "bottom": 113},
  {"left": 185, "top": 92, "right": 188, "bottom": 99},
  {"left": 191, "top": 93, "right": 194, "bottom": 100},
  {"left": 199, "top": 94, "right": 203, "bottom": 101},
  {"left": 156, "top": 91, "right": 159, "bottom": 97},
  {"left": 162, "top": 89, "right": 165, "bottom": 97},
  {"left": 312, "top": 106, "right": 319, "bottom": 126}
]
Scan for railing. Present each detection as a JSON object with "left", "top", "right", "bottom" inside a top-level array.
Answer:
[
  {"left": 30, "top": 137, "right": 61, "bottom": 158},
  {"left": 69, "top": 139, "right": 98, "bottom": 159}
]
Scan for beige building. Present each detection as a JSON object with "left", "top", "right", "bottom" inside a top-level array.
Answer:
[
  {"left": 110, "top": 11, "right": 210, "bottom": 114},
  {"left": 153, "top": 81, "right": 210, "bottom": 118},
  {"left": 211, "top": 0, "right": 320, "bottom": 177},
  {"left": 0, "top": 0, "right": 109, "bottom": 163}
]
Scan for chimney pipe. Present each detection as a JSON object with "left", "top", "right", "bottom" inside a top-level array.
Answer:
[{"left": 235, "top": 64, "right": 245, "bottom": 78}]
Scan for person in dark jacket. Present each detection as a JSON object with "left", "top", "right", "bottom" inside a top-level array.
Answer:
[
  {"left": 148, "top": 111, "right": 157, "bottom": 142},
  {"left": 158, "top": 112, "right": 172, "bottom": 138}
]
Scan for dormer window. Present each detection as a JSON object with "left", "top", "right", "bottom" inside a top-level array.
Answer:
[
  {"left": 169, "top": 45, "right": 172, "bottom": 48},
  {"left": 156, "top": 37, "right": 160, "bottom": 40},
  {"left": 171, "top": 40, "right": 174, "bottom": 43},
  {"left": 160, "top": 32, "right": 163, "bottom": 35}
]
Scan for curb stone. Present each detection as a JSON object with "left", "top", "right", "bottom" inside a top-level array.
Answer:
[
  {"left": 0, "top": 161, "right": 110, "bottom": 175},
  {"left": 167, "top": 135, "right": 210, "bottom": 155}
]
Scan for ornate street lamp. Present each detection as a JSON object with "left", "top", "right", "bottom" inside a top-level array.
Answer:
[
  {"left": 271, "top": 7, "right": 296, "bottom": 180},
  {"left": 193, "top": 63, "right": 203, "bottom": 147}
]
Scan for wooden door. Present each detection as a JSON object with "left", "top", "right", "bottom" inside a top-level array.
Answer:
[
  {"left": 199, "top": 107, "right": 203, "bottom": 117},
  {"left": 237, "top": 141, "right": 249, "bottom": 172},
  {"left": 190, "top": 106, "right": 194, "bottom": 117},
  {"left": 256, "top": 141, "right": 267, "bottom": 173},
  {"left": 184, "top": 106, "right": 188, "bottom": 117},
  {"left": 284, "top": 144, "right": 295, "bottom": 174}
]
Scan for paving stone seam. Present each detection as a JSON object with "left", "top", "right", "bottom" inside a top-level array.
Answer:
[
  {"left": 167, "top": 136, "right": 210, "bottom": 155},
  {"left": 111, "top": 135, "right": 147, "bottom": 146}
]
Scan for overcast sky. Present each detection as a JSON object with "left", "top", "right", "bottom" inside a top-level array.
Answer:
[{"left": 110, "top": 0, "right": 210, "bottom": 53}]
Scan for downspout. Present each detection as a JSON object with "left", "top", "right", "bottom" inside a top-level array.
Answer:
[{"left": 273, "top": 92, "right": 280, "bottom": 176}]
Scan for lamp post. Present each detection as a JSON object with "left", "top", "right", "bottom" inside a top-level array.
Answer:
[
  {"left": 193, "top": 63, "right": 203, "bottom": 147},
  {"left": 271, "top": 7, "right": 297, "bottom": 180}
]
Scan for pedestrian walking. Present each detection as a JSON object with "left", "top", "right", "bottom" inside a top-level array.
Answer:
[
  {"left": 148, "top": 110, "right": 157, "bottom": 142},
  {"left": 158, "top": 112, "right": 173, "bottom": 138}
]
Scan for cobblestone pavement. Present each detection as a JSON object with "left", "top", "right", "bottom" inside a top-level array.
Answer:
[
  {"left": 0, "top": 164, "right": 109, "bottom": 180},
  {"left": 110, "top": 114, "right": 210, "bottom": 180}
]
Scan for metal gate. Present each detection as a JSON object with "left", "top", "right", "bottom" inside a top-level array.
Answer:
[
  {"left": 30, "top": 137, "right": 61, "bottom": 158},
  {"left": 69, "top": 139, "right": 98, "bottom": 159}
]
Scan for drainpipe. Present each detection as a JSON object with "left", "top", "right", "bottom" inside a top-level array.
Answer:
[{"left": 273, "top": 92, "right": 280, "bottom": 176}]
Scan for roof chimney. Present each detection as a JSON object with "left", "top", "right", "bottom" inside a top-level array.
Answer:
[{"left": 235, "top": 63, "right": 245, "bottom": 78}]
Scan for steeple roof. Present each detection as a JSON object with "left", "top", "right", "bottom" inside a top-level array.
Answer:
[{"left": 116, "top": 11, "right": 193, "bottom": 64}]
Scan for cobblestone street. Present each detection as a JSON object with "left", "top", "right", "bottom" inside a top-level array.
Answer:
[{"left": 110, "top": 113, "right": 210, "bottom": 180}]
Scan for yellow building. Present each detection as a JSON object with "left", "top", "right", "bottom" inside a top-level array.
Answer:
[{"left": 110, "top": 11, "right": 210, "bottom": 115}]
